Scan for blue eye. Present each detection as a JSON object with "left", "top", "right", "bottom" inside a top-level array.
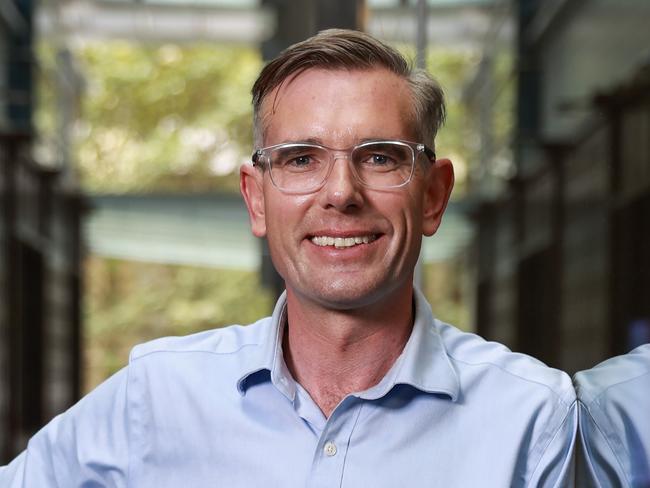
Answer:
[
  {"left": 292, "top": 155, "right": 312, "bottom": 166},
  {"left": 371, "top": 154, "right": 389, "bottom": 165},
  {"left": 358, "top": 152, "right": 395, "bottom": 167}
]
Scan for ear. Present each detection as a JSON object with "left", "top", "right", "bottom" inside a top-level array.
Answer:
[
  {"left": 240, "top": 163, "right": 267, "bottom": 238},
  {"left": 422, "top": 158, "right": 454, "bottom": 237}
]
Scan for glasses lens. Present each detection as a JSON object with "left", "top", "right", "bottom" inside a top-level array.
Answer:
[
  {"left": 268, "top": 144, "right": 330, "bottom": 192},
  {"left": 352, "top": 142, "right": 414, "bottom": 188}
]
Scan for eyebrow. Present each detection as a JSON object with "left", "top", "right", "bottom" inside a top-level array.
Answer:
[{"left": 279, "top": 137, "right": 399, "bottom": 147}]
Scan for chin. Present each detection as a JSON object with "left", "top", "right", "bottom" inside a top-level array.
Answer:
[{"left": 297, "top": 277, "right": 399, "bottom": 311}]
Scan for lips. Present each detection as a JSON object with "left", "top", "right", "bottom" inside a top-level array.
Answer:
[{"left": 310, "top": 234, "right": 379, "bottom": 249}]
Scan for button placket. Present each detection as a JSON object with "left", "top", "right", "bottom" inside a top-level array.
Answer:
[{"left": 306, "top": 397, "right": 364, "bottom": 488}]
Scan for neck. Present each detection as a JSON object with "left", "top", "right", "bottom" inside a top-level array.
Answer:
[{"left": 282, "top": 286, "right": 414, "bottom": 417}]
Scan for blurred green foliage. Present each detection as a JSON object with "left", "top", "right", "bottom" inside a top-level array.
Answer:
[
  {"left": 85, "top": 257, "right": 274, "bottom": 391},
  {"left": 422, "top": 260, "right": 471, "bottom": 331},
  {"left": 38, "top": 41, "right": 262, "bottom": 193},
  {"left": 426, "top": 48, "right": 479, "bottom": 195}
]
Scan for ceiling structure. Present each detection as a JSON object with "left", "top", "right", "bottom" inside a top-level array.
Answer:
[{"left": 37, "top": 0, "right": 511, "bottom": 49}]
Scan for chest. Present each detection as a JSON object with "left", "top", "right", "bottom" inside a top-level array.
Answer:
[{"left": 126, "top": 383, "right": 526, "bottom": 488}]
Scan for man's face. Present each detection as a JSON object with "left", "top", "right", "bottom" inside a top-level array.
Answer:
[{"left": 241, "top": 67, "right": 453, "bottom": 311}]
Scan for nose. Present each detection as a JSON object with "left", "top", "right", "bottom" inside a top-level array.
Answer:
[{"left": 318, "top": 154, "right": 364, "bottom": 211}]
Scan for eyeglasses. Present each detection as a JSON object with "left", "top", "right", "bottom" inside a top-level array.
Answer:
[{"left": 252, "top": 139, "right": 435, "bottom": 194}]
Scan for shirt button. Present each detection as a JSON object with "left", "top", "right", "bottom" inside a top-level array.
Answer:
[{"left": 323, "top": 441, "right": 337, "bottom": 457}]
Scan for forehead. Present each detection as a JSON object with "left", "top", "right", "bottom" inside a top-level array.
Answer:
[{"left": 260, "top": 67, "right": 416, "bottom": 146}]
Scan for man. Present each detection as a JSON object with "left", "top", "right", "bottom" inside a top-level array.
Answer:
[
  {"left": 0, "top": 29, "right": 576, "bottom": 487},
  {"left": 574, "top": 344, "right": 650, "bottom": 487}
]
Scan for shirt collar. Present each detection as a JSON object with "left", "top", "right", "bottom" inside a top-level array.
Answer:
[
  {"left": 236, "top": 287, "right": 460, "bottom": 402},
  {"left": 356, "top": 287, "right": 460, "bottom": 402},
  {"left": 236, "top": 292, "right": 296, "bottom": 400}
]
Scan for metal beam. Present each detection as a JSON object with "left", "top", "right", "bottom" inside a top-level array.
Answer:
[
  {"left": 37, "top": 0, "right": 275, "bottom": 44},
  {"left": 368, "top": 4, "right": 511, "bottom": 51},
  {"left": 36, "top": 0, "right": 509, "bottom": 51}
]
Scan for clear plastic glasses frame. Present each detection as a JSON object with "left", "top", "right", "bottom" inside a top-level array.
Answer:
[{"left": 252, "top": 139, "right": 436, "bottom": 194}]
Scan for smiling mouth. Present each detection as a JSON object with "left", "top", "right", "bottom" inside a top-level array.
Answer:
[{"left": 310, "top": 235, "right": 379, "bottom": 249}]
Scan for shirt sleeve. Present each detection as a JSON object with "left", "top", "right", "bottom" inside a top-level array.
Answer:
[
  {"left": 526, "top": 399, "right": 579, "bottom": 488},
  {"left": 574, "top": 345, "right": 650, "bottom": 488},
  {"left": 0, "top": 367, "right": 131, "bottom": 488},
  {"left": 575, "top": 400, "right": 629, "bottom": 488}
]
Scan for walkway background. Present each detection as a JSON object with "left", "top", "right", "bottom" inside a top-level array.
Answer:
[{"left": 1, "top": 0, "right": 649, "bottom": 462}]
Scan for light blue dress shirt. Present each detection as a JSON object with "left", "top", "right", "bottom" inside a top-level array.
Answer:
[
  {"left": 574, "top": 344, "right": 650, "bottom": 488},
  {"left": 1, "top": 288, "right": 577, "bottom": 487}
]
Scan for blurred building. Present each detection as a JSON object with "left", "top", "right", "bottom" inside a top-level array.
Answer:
[
  {"left": 1, "top": 0, "right": 85, "bottom": 462},
  {"left": 473, "top": 0, "right": 650, "bottom": 372}
]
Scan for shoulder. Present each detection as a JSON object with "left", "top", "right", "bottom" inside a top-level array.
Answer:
[
  {"left": 435, "top": 320, "right": 576, "bottom": 406},
  {"left": 429, "top": 320, "right": 577, "bottom": 486},
  {"left": 574, "top": 344, "right": 650, "bottom": 405},
  {"left": 128, "top": 316, "right": 273, "bottom": 363},
  {"left": 573, "top": 344, "right": 650, "bottom": 449},
  {"left": 574, "top": 346, "right": 650, "bottom": 487}
]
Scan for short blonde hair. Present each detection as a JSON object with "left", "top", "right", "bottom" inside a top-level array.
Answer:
[{"left": 251, "top": 29, "right": 446, "bottom": 149}]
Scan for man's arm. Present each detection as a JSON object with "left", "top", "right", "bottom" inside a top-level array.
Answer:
[
  {"left": 574, "top": 345, "right": 650, "bottom": 488},
  {"left": 0, "top": 367, "right": 131, "bottom": 488},
  {"left": 575, "top": 400, "right": 630, "bottom": 488}
]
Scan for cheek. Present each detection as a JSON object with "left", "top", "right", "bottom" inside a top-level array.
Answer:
[
  {"left": 263, "top": 192, "right": 312, "bottom": 242},
  {"left": 398, "top": 192, "right": 424, "bottom": 231}
]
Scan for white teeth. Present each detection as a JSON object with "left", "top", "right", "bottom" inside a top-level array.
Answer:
[{"left": 311, "top": 235, "right": 377, "bottom": 248}]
